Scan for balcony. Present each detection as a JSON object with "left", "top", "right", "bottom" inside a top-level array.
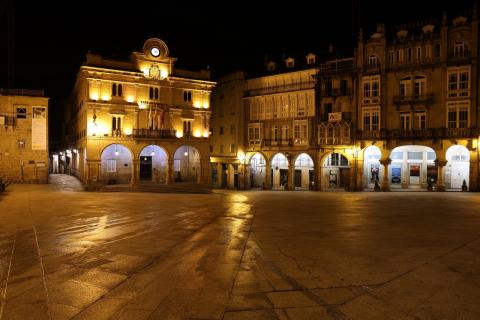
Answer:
[
  {"left": 387, "top": 129, "right": 433, "bottom": 139},
  {"left": 262, "top": 139, "right": 293, "bottom": 147},
  {"left": 245, "top": 81, "right": 315, "bottom": 97},
  {"left": 393, "top": 93, "right": 434, "bottom": 105},
  {"left": 363, "top": 63, "right": 381, "bottom": 74},
  {"left": 356, "top": 130, "right": 386, "bottom": 140},
  {"left": 321, "top": 88, "right": 353, "bottom": 98},
  {"left": 132, "top": 129, "right": 177, "bottom": 139},
  {"left": 438, "top": 127, "right": 478, "bottom": 139},
  {"left": 448, "top": 50, "right": 471, "bottom": 65}
]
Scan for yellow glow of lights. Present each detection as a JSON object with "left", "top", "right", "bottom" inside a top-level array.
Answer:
[
  {"left": 160, "top": 70, "right": 168, "bottom": 79},
  {"left": 194, "top": 101, "right": 202, "bottom": 108},
  {"left": 101, "top": 94, "right": 111, "bottom": 101},
  {"left": 90, "top": 92, "right": 99, "bottom": 100},
  {"left": 203, "top": 102, "right": 209, "bottom": 109},
  {"left": 237, "top": 152, "right": 246, "bottom": 162},
  {"left": 193, "top": 130, "right": 201, "bottom": 137},
  {"left": 138, "top": 102, "right": 147, "bottom": 109},
  {"left": 126, "top": 96, "right": 134, "bottom": 103},
  {"left": 202, "top": 131, "right": 209, "bottom": 138},
  {"left": 124, "top": 128, "right": 132, "bottom": 135},
  {"left": 175, "top": 131, "right": 183, "bottom": 138},
  {"left": 88, "top": 121, "right": 108, "bottom": 137}
]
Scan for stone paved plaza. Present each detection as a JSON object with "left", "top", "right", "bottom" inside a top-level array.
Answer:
[{"left": 1, "top": 175, "right": 480, "bottom": 320}]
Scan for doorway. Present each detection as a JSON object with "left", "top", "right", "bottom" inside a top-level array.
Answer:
[{"left": 140, "top": 156, "right": 152, "bottom": 180}]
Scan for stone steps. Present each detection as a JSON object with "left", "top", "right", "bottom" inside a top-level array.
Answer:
[{"left": 98, "top": 183, "right": 211, "bottom": 194}]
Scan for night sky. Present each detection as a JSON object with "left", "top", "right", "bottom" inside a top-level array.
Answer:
[{"left": 0, "top": 0, "right": 476, "bottom": 144}]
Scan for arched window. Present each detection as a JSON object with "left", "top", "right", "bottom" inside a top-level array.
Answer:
[
  {"left": 112, "top": 83, "right": 117, "bottom": 96},
  {"left": 117, "top": 84, "right": 123, "bottom": 96},
  {"left": 149, "top": 87, "right": 153, "bottom": 100},
  {"left": 368, "top": 55, "right": 378, "bottom": 68},
  {"left": 183, "top": 91, "right": 188, "bottom": 102},
  {"left": 154, "top": 88, "right": 159, "bottom": 99},
  {"left": 187, "top": 91, "right": 192, "bottom": 102}
]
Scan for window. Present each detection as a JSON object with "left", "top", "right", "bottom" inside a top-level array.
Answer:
[
  {"left": 112, "top": 116, "right": 121, "bottom": 136},
  {"left": 448, "top": 68, "right": 470, "bottom": 98},
  {"left": 118, "top": 84, "right": 123, "bottom": 96},
  {"left": 363, "top": 108, "right": 380, "bottom": 131},
  {"left": 362, "top": 76, "right": 380, "bottom": 104},
  {"left": 340, "top": 80, "right": 348, "bottom": 96},
  {"left": 112, "top": 83, "right": 117, "bottom": 96},
  {"left": 183, "top": 91, "right": 188, "bottom": 102},
  {"left": 414, "top": 112, "right": 426, "bottom": 129},
  {"left": 219, "top": 144, "right": 224, "bottom": 153},
  {"left": 248, "top": 125, "right": 261, "bottom": 145},
  {"left": 454, "top": 42, "right": 465, "bottom": 58},
  {"left": 150, "top": 87, "right": 154, "bottom": 100},
  {"left": 416, "top": 47, "right": 421, "bottom": 60},
  {"left": 425, "top": 45, "right": 432, "bottom": 59},
  {"left": 368, "top": 55, "right": 378, "bottom": 68},
  {"left": 447, "top": 102, "right": 469, "bottom": 128},
  {"left": 230, "top": 124, "right": 235, "bottom": 134},
  {"left": 230, "top": 144, "right": 235, "bottom": 153},
  {"left": 183, "top": 121, "right": 192, "bottom": 135},
  {"left": 407, "top": 48, "right": 412, "bottom": 62},
  {"left": 219, "top": 126, "right": 224, "bottom": 135},
  {"left": 154, "top": 88, "right": 158, "bottom": 99},
  {"left": 16, "top": 107, "right": 27, "bottom": 119},
  {"left": 210, "top": 145, "right": 213, "bottom": 153},
  {"left": 293, "top": 121, "right": 308, "bottom": 144},
  {"left": 281, "top": 125, "right": 289, "bottom": 140},
  {"left": 187, "top": 91, "right": 192, "bottom": 102},
  {"left": 414, "top": 76, "right": 426, "bottom": 98},
  {"left": 389, "top": 51, "right": 395, "bottom": 64},
  {"left": 271, "top": 125, "right": 278, "bottom": 141},
  {"left": 400, "top": 78, "right": 411, "bottom": 98},
  {"left": 396, "top": 49, "right": 404, "bottom": 63},
  {"left": 400, "top": 113, "right": 411, "bottom": 130},
  {"left": 107, "top": 159, "right": 117, "bottom": 173}
]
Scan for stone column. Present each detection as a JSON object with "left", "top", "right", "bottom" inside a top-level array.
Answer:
[
  {"left": 355, "top": 159, "right": 364, "bottom": 191},
  {"left": 227, "top": 164, "right": 235, "bottom": 189},
  {"left": 130, "top": 160, "right": 139, "bottom": 187},
  {"left": 264, "top": 160, "right": 272, "bottom": 190},
  {"left": 435, "top": 159, "right": 447, "bottom": 191},
  {"left": 167, "top": 159, "right": 174, "bottom": 184},
  {"left": 313, "top": 159, "right": 320, "bottom": 191},
  {"left": 287, "top": 159, "right": 294, "bottom": 191},
  {"left": 469, "top": 153, "right": 478, "bottom": 192},
  {"left": 379, "top": 158, "right": 391, "bottom": 191},
  {"left": 200, "top": 159, "right": 211, "bottom": 184},
  {"left": 216, "top": 162, "right": 223, "bottom": 188}
]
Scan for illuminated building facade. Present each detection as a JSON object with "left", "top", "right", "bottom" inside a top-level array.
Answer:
[
  {"left": 355, "top": 10, "right": 479, "bottom": 191},
  {"left": 0, "top": 89, "right": 49, "bottom": 183},
  {"left": 64, "top": 38, "right": 215, "bottom": 189},
  {"left": 212, "top": 8, "right": 479, "bottom": 191}
]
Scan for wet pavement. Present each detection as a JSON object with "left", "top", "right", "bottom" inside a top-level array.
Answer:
[{"left": 1, "top": 175, "right": 480, "bottom": 319}]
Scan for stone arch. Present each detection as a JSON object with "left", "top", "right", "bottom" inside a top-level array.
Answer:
[
  {"left": 139, "top": 145, "right": 169, "bottom": 183},
  {"left": 363, "top": 145, "right": 382, "bottom": 189},
  {"left": 270, "top": 153, "right": 289, "bottom": 190},
  {"left": 294, "top": 153, "right": 315, "bottom": 190},
  {"left": 173, "top": 145, "right": 201, "bottom": 183},
  {"left": 249, "top": 152, "right": 266, "bottom": 189},
  {"left": 389, "top": 145, "right": 436, "bottom": 190},
  {"left": 100, "top": 143, "right": 133, "bottom": 184},
  {"left": 320, "top": 151, "right": 350, "bottom": 189},
  {"left": 445, "top": 145, "right": 470, "bottom": 190}
]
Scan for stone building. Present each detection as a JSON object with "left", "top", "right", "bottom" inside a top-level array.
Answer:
[
  {"left": 355, "top": 10, "right": 479, "bottom": 191},
  {"left": 211, "top": 8, "right": 479, "bottom": 192},
  {"left": 210, "top": 72, "right": 246, "bottom": 189},
  {"left": 64, "top": 38, "right": 216, "bottom": 189},
  {"left": 0, "top": 89, "right": 49, "bottom": 183}
]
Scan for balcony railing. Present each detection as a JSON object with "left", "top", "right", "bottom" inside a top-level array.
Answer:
[
  {"left": 262, "top": 139, "right": 293, "bottom": 147},
  {"left": 321, "top": 88, "right": 353, "bottom": 97},
  {"left": 448, "top": 49, "right": 471, "bottom": 65},
  {"left": 363, "top": 63, "right": 381, "bottom": 73},
  {"left": 132, "top": 129, "right": 177, "bottom": 139},
  {"left": 393, "top": 93, "right": 434, "bottom": 105},
  {"left": 246, "top": 81, "right": 315, "bottom": 97},
  {"left": 357, "top": 128, "right": 479, "bottom": 140}
]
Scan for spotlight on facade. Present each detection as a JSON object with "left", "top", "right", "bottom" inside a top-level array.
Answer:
[{"left": 184, "top": 152, "right": 188, "bottom": 157}]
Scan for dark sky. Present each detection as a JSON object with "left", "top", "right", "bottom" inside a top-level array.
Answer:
[{"left": 0, "top": 0, "right": 476, "bottom": 143}]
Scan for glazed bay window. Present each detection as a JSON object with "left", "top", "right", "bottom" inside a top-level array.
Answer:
[
  {"left": 447, "top": 102, "right": 469, "bottom": 129},
  {"left": 362, "top": 76, "right": 380, "bottom": 104},
  {"left": 362, "top": 108, "right": 380, "bottom": 131},
  {"left": 448, "top": 67, "right": 470, "bottom": 98},
  {"left": 293, "top": 120, "right": 308, "bottom": 145},
  {"left": 248, "top": 124, "right": 261, "bottom": 146}
]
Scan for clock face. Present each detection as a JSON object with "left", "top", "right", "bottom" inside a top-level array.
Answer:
[{"left": 150, "top": 47, "right": 160, "bottom": 57}]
